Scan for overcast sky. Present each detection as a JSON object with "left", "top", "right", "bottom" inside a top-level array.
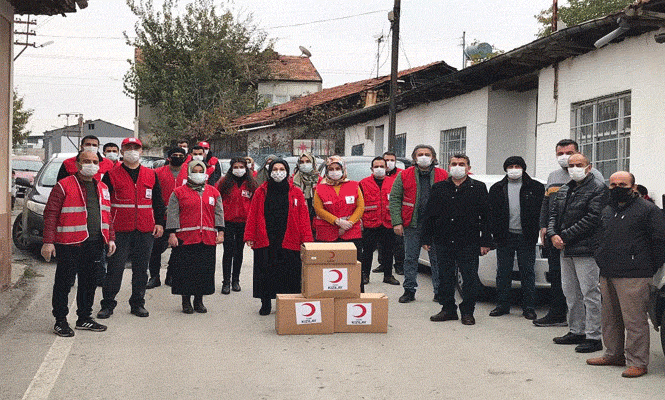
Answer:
[{"left": 13, "top": 0, "right": 554, "bottom": 138}]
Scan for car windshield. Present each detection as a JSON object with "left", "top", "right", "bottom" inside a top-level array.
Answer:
[
  {"left": 38, "top": 160, "right": 64, "bottom": 187},
  {"left": 12, "top": 160, "right": 43, "bottom": 172}
]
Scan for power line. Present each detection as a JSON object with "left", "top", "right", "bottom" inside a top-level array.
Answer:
[
  {"left": 268, "top": 10, "right": 388, "bottom": 29},
  {"left": 22, "top": 54, "right": 128, "bottom": 62},
  {"left": 399, "top": 37, "right": 411, "bottom": 69}
]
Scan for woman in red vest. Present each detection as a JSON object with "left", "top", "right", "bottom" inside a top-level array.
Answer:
[
  {"left": 215, "top": 157, "right": 258, "bottom": 295},
  {"left": 166, "top": 160, "right": 225, "bottom": 314},
  {"left": 313, "top": 156, "right": 364, "bottom": 259},
  {"left": 244, "top": 159, "right": 313, "bottom": 316}
]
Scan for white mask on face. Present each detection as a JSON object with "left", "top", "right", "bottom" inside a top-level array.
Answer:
[
  {"left": 450, "top": 165, "right": 467, "bottom": 180},
  {"left": 192, "top": 155, "right": 204, "bottom": 161},
  {"left": 271, "top": 170, "right": 287, "bottom": 182},
  {"left": 105, "top": 152, "right": 119, "bottom": 161},
  {"left": 123, "top": 150, "right": 140, "bottom": 163},
  {"left": 232, "top": 168, "right": 246, "bottom": 177},
  {"left": 386, "top": 160, "right": 396, "bottom": 171},
  {"left": 557, "top": 154, "right": 571, "bottom": 168},
  {"left": 507, "top": 168, "right": 523, "bottom": 180},
  {"left": 568, "top": 166, "right": 588, "bottom": 182},
  {"left": 373, "top": 167, "right": 386, "bottom": 178},
  {"left": 416, "top": 156, "right": 432, "bottom": 168},
  {"left": 80, "top": 163, "right": 100, "bottom": 177},
  {"left": 299, "top": 163, "right": 313, "bottom": 173},
  {"left": 83, "top": 145, "right": 98, "bottom": 154},
  {"left": 328, "top": 170, "right": 343, "bottom": 181},
  {"left": 189, "top": 173, "right": 207, "bottom": 184}
]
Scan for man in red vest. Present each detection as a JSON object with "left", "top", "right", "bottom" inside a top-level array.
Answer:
[
  {"left": 103, "top": 142, "right": 121, "bottom": 167},
  {"left": 360, "top": 157, "right": 401, "bottom": 286},
  {"left": 191, "top": 144, "right": 221, "bottom": 185},
  {"left": 374, "top": 151, "right": 405, "bottom": 276},
  {"left": 389, "top": 145, "right": 448, "bottom": 303},
  {"left": 56, "top": 135, "right": 115, "bottom": 182},
  {"left": 147, "top": 147, "right": 188, "bottom": 289},
  {"left": 42, "top": 150, "right": 117, "bottom": 336},
  {"left": 97, "top": 137, "right": 165, "bottom": 319}
]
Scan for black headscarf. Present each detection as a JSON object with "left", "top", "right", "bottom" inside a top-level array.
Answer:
[{"left": 265, "top": 159, "right": 290, "bottom": 247}]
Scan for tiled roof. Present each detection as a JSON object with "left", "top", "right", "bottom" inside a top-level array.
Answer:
[
  {"left": 11, "top": 0, "right": 85, "bottom": 15},
  {"left": 233, "top": 61, "right": 452, "bottom": 128},
  {"left": 266, "top": 55, "right": 322, "bottom": 83}
]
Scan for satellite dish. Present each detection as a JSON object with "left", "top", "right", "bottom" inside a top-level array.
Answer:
[
  {"left": 464, "top": 42, "right": 493, "bottom": 58},
  {"left": 299, "top": 46, "right": 312, "bottom": 58}
]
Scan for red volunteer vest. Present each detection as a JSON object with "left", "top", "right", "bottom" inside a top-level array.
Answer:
[
  {"left": 55, "top": 175, "right": 111, "bottom": 244},
  {"left": 218, "top": 179, "right": 252, "bottom": 223},
  {"left": 360, "top": 175, "right": 394, "bottom": 229},
  {"left": 173, "top": 184, "right": 219, "bottom": 246},
  {"left": 400, "top": 167, "right": 448, "bottom": 227},
  {"left": 63, "top": 156, "right": 114, "bottom": 181},
  {"left": 108, "top": 165, "right": 156, "bottom": 233},
  {"left": 314, "top": 181, "right": 362, "bottom": 241},
  {"left": 155, "top": 165, "right": 189, "bottom": 206}
]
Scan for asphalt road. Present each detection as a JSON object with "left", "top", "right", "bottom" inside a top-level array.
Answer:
[{"left": 2, "top": 245, "right": 664, "bottom": 400}]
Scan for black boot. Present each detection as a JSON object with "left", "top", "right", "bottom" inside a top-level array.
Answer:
[
  {"left": 182, "top": 296, "right": 194, "bottom": 314},
  {"left": 259, "top": 298, "right": 271, "bottom": 316},
  {"left": 193, "top": 296, "right": 207, "bottom": 313},
  {"left": 146, "top": 276, "right": 161, "bottom": 289},
  {"left": 221, "top": 282, "right": 231, "bottom": 295}
]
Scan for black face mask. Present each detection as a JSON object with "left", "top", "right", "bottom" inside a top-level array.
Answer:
[
  {"left": 610, "top": 186, "right": 633, "bottom": 204},
  {"left": 170, "top": 157, "right": 185, "bottom": 167}
]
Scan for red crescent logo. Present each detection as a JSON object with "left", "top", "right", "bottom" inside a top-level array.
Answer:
[
  {"left": 329, "top": 251, "right": 335, "bottom": 261},
  {"left": 302, "top": 303, "right": 316, "bottom": 317},
  {"left": 353, "top": 304, "right": 367, "bottom": 318},
  {"left": 329, "top": 269, "right": 343, "bottom": 283}
]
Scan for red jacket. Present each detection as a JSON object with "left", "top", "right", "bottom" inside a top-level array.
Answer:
[
  {"left": 155, "top": 165, "right": 188, "bottom": 207},
  {"left": 173, "top": 184, "right": 220, "bottom": 246},
  {"left": 63, "top": 156, "right": 114, "bottom": 181},
  {"left": 313, "top": 181, "right": 362, "bottom": 241},
  {"left": 360, "top": 175, "right": 395, "bottom": 229},
  {"left": 107, "top": 164, "right": 156, "bottom": 233},
  {"left": 216, "top": 178, "right": 252, "bottom": 223},
  {"left": 400, "top": 166, "right": 448, "bottom": 227},
  {"left": 244, "top": 182, "right": 313, "bottom": 251}
]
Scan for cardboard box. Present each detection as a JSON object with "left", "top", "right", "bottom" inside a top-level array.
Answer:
[
  {"left": 334, "top": 293, "right": 389, "bottom": 333},
  {"left": 301, "top": 242, "right": 358, "bottom": 265},
  {"left": 301, "top": 261, "right": 361, "bottom": 299},
  {"left": 275, "top": 294, "right": 334, "bottom": 335}
]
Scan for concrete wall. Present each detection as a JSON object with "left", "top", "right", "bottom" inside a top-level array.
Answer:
[{"left": 1, "top": 0, "right": 12, "bottom": 290}]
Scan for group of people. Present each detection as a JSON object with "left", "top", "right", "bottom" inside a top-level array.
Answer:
[{"left": 41, "top": 135, "right": 665, "bottom": 378}]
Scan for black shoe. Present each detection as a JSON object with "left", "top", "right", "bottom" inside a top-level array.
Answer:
[
  {"left": 489, "top": 306, "right": 510, "bottom": 317},
  {"left": 398, "top": 291, "right": 415, "bottom": 303},
  {"left": 383, "top": 275, "right": 400, "bottom": 285},
  {"left": 221, "top": 283, "right": 231, "bottom": 295},
  {"left": 575, "top": 339, "right": 603, "bottom": 353},
  {"left": 231, "top": 282, "right": 241, "bottom": 292},
  {"left": 372, "top": 265, "right": 386, "bottom": 273},
  {"left": 553, "top": 332, "right": 586, "bottom": 345},
  {"left": 193, "top": 297, "right": 207, "bottom": 313},
  {"left": 53, "top": 320, "right": 74, "bottom": 337},
  {"left": 146, "top": 276, "right": 161, "bottom": 289},
  {"left": 394, "top": 268, "right": 404, "bottom": 276},
  {"left": 96, "top": 307, "right": 113, "bottom": 319},
  {"left": 533, "top": 312, "right": 568, "bottom": 327},
  {"left": 259, "top": 299, "right": 271, "bottom": 316},
  {"left": 130, "top": 306, "right": 149, "bottom": 317},
  {"left": 182, "top": 302, "right": 194, "bottom": 314},
  {"left": 75, "top": 319, "right": 107, "bottom": 332},
  {"left": 362, "top": 274, "right": 370, "bottom": 285},
  {"left": 461, "top": 314, "right": 476, "bottom": 325},
  {"left": 430, "top": 309, "right": 458, "bottom": 322},
  {"left": 522, "top": 309, "right": 537, "bottom": 320}
]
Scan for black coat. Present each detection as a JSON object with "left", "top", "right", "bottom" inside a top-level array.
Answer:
[
  {"left": 547, "top": 174, "right": 609, "bottom": 257},
  {"left": 595, "top": 196, "right": 665, "bottom": 278},
  {"left": 487, "top": 173, "right": 544, "bottom": 246},
  {"left": 421, "top": 177, "right": 492, "bottom": 249}
]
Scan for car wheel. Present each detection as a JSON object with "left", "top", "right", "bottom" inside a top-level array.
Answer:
[{"left": 12, "top": 213, "right": 30, "bottom": 251}]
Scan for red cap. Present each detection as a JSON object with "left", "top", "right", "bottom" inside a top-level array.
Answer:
[
  {"left": 121, "top": 137, "right": 143, "bottom": 147},
  {"left": 198, "top": 141, "right": 210, "bottom": 149}
]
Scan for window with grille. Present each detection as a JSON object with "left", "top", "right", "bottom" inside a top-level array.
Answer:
[
  {"left": 571, "top": 92, "right": 630, "bottom": 179},
  {"left": 394, "top": 133, "right": 406, "bottom": 158},
  {"left": 440, "top": 127, "right": 466, "bottom": 164}
]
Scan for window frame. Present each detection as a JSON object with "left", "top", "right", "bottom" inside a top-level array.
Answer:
[{"left": 439, "top": 127, "right": 467, "bottom": 165}]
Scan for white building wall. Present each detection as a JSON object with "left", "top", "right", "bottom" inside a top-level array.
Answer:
[
  {"left": 535, "top": 31, "right": 665, "bottom": 204},
  {"left": 258, "top": 81, "right": 322, "bottom": 105}
]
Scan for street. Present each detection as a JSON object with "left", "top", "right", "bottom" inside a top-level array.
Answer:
[{"left": 1, "top": 245, "right": 664, "bottom": 400}]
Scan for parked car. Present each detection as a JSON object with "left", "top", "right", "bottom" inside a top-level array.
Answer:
[
  {"left": 11, "top": 155, "right": 43, "bottom": 198},
  {"left": 416, "top": 174, "right": 550, "bottom": 296},
  {"left": 140, "top": 155, "right": 164, "bottom": 169},
  {"left": 317, "top": 155, "right": 406, "bottom": 181},
  {"left": 649, "top": 264, "right": 665, "bottom": 356},
  {"left": 12, "top": 153, "right": 73, "bottom": 251},
  {"left": 282, "top": 156, "right": 326, "bottom": 175}
]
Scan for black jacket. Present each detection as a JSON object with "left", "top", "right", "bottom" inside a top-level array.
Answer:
[
  {"left": 488, "top": 173, "right": 544, "bottom": 246},
  {"left": 421, "top": 176, "right": 492, "bottom": 249},
  {"left": 547, "top": 174, "right": 608, "bottom": 257},
  {"left": 595, "top": 195, "right": 665, "bottom": 278}
]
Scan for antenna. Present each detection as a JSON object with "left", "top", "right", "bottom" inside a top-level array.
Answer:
[
  {"left": 374, "top": 32, "right": 384, "bottom": 78},
  {"left": 299, "top": 46, "right": 312, "bottom": 58}
]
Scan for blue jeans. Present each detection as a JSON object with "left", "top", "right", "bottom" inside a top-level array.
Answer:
[
  {"left": 495, "top": 233, "right": 536, "bottom": 311},
  {"left": 437, "top": 244, "right": 479, "bottom": 315},
  {"left": 403, "top": 226, "right": 439, "bottom": 294}
]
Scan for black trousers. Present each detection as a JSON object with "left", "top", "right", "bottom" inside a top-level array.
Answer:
[
  {"left": 437, "top": 244, "right": 480, "bottom": 316},
  {"left": 101, "top": 230, "right": 155, "bottom": 310},
  {"left": 222, "top": 221, "right": 245, "bottom": 284},
  {"left": 52, "top": 240, "right": 104, "bottom": 321},
  {"left": 378, "top": 232, "right": 404, "bottom": 271},
  {"left": 148, "top": 234, "right": 169, "bottom": 279},
  {"left": 361, "top": 226, "right": 394, "bottom": 277}
]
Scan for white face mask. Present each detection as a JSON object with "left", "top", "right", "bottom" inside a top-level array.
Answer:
[
  {"left": 416, "top": 156, "right": 432, "bottom": 168},
  {"left": 189, "top": 173, "right": 207, "bottom": 184},
  {"left": 450, "top": 165, "right": 467, "bottom": 180},
  {"left": 557, "top": 154, "right": 571, "bottom": 168},
  {"left": 83, "top": 145, "right": 98, "bottom": 154},
  {"left": 232, "top": 168, "right": 246, "bottom": 177},
  {"left": 123, "top": 150, "right": 140, "bottom": 163},
  {"left": 507, "top": 168, "right": 523, "bottom": 180},
  {"left": 271, "top": 170, "right": 287, "bottom": 182},
  {"left": 192, "top": 155, "right": 204, "bottom": 161},
  {"left": 105, "top": 152, "right": 119, "bottom": 161},
  {"left": 299, "top": 163, "right": 313, "bottom": 173},
  {"left": 568, "top": 166, "right": 588, "bottom": 182},
  {"left": 79, "top": 163, "right": 100, "bottom": 177},
  {"left": 386, "top": 160, "right": 396, "bottom": 171},
  {"left": 328, "top": 170, "right": 343, "bottom": 181},
  {"left": 373, "top": 167, "right": 386, "bottom": 178}
]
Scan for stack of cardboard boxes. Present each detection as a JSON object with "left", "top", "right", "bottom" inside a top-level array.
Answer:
[{"left": 275, "top": 242, "right": 389, "bottom": 335}]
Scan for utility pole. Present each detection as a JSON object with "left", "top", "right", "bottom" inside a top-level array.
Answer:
[
  {"left": 387, "top": 0, "right": 400, "bottom": 153},
  {"left": 14, "top": 16, "right": 37, "bottom": 61},
  {"left": 462, "top": 31, "right": 466, "bottom": 69},
  {"left": 58, "top": 113, "right": 84, "bottom": 151}
]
